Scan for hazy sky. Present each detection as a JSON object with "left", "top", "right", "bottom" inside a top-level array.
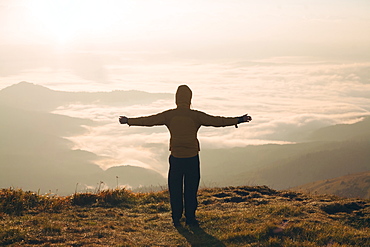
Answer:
[
  {"left": 1, "top": 0, "right": 370, "bottom": 175},
  {"left": 4, "top": 0, "right": 369, "bottom": 45},
  {"left": 1, "top": 0, "right": 370, "bottom": 90}
]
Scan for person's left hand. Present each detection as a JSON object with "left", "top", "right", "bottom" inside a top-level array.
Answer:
[
  {"left": 119, "top": 116, "right": 128, "bottom": 124},
  {"left": 242, "top": 114, "right": 252, "bottom": 122}
]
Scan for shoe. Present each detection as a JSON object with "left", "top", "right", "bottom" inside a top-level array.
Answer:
[
  {"left": 173, "top": 219, "right": 181, "bottom": 227},
  {"left": 185, "top": 218, "right": 199, "bottom": 227}
]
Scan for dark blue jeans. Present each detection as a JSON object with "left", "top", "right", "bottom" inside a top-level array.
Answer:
[{"left": 168, "top": 155, "right": 200, "bottom": 221}]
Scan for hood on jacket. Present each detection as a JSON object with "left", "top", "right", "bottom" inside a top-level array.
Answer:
[{"left": 176, "top": 85, "right": 192, "bottom": 108}]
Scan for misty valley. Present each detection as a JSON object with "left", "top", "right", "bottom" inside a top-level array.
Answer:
[{"left": 1, "top": 82, "right": 369, "bottom": 198}]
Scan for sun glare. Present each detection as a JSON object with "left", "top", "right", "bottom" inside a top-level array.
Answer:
[{"left": 27, "top": 0, "right": 135, "bottom": 44}]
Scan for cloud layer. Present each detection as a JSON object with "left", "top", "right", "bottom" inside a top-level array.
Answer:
[{"left": 48, "top": 58, "right": 370, "bottom": 175}]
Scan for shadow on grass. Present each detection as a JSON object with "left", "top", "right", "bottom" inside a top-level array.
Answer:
[{"left": 176, "top": 225, "right": 226, "bottom": 247}]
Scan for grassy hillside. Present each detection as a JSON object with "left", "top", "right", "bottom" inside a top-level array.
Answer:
[
  {"left": 293, "top": 171, "right": 370, "bottom": 199},
  {"left": 1, "top": 186, "right": 369, "bottom": 246}
]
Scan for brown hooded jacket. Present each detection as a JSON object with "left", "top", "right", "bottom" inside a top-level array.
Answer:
[{"left": 127, "top": 85, "right": 239, "bottom": 158}]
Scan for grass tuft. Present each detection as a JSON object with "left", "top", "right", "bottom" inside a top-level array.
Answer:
[{"left": 0, "top": 228, "right": 25, "bottom": 245}]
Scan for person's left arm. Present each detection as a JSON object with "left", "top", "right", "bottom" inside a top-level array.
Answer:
[{"left": 198, "top": 112, "right": 251, "bottom": 127}]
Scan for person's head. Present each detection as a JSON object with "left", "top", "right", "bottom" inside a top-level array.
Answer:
[{"left": 176, "top": 85, "right": 192, "bottom": 108}]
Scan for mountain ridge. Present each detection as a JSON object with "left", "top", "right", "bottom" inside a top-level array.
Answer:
[{"left": 0, "top": 81, "right": 173, "bottom": 111}]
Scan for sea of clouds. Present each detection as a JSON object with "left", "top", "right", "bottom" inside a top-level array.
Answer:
[
  {"left": 1, "top": 53, "right": 370, "bottom": 176},
  {"left": 34, "top": 56, "right": 369, "bottom": 176}
]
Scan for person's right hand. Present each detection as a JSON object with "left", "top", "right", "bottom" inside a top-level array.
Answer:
[{"left": 119, "top": 116, "right": 128, "bottom": 124}]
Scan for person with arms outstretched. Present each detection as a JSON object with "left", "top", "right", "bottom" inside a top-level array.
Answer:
[{"left": 119, "top": 85, "right": 252, "bottom": 227}]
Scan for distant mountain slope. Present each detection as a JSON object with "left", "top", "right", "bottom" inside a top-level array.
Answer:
[
  {"left": 97, "top": 165, "right": 166, "bottom": 190},
  {"left": 0, "top": 104, "right": 101, "bottom": 194},
  {"left": 293, "top": 171, "right": 370, "bottom": 199},
  {"left": 310, "top": 116, "right": 370, "bottom": 141},
  {"left": 201, "top": 116, "right": 370, "bottom": 190},
  {"left": 0, "top": 82, "right": 167, "bottom": 195},
  {"left": 246, "top": 138, "right": 370, "bottom": 189},
  {"left": 0, "top": 81, "right": 172, "bottom": 111},
  {"left": 0, "top": 103, "right": 166, "bottom": 195}
]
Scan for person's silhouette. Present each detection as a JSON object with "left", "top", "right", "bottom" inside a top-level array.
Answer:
[{"left": 119, "top": 85, "right": 251, "bottom": 226}]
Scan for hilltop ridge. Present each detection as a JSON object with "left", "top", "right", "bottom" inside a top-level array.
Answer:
[{"left": 1, "top": 185, "right": 369, "bottom": 246}]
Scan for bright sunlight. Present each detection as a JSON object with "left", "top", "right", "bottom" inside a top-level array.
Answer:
[
  {"left": 26, "top": 0, "right": 142, "bottom": 44},
  {"left": 24, "top": 0, "right": 208, "bottom": 46}
]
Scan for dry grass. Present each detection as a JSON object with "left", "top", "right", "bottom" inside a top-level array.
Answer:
[{"left": 1, "top": 186, "right": 369, "bottom": 246}]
